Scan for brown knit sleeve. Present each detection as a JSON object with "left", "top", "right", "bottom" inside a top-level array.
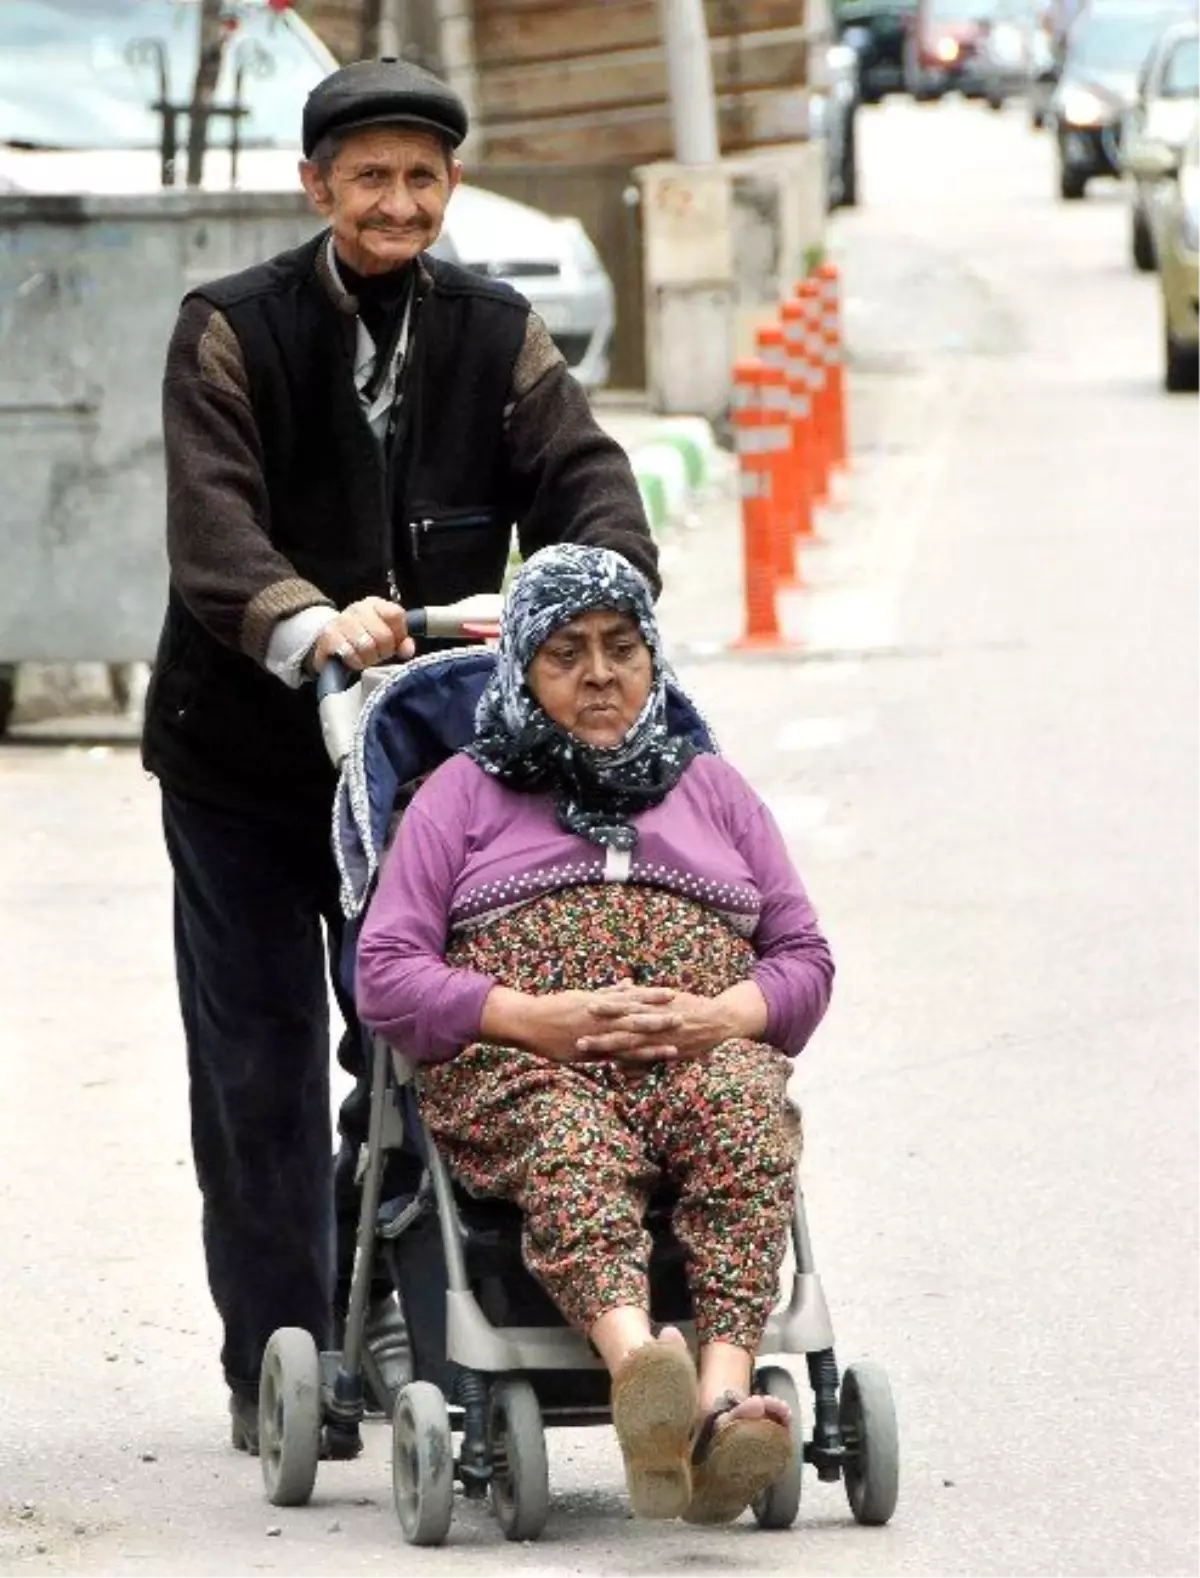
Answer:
[
  {"left": 504, "top": 312, "right": 660, "bottom": 595},
  {"left": 163, "top": 298, "right": 333, "bottom": 664}
]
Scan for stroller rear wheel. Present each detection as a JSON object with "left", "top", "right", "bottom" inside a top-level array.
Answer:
[
  {"left": 488, "top": 1378, "right": 550, "bottom": 1541},
  {"left": 839, "top": 1360, "right": 899, "bottom": 1525},
  {"left": 258, "top": 1328, "right": 321, "bottom": 1507},
  {"left": 751, "top": 1365, "right": 804, "bottom": 1529},
  {"left": 392, "top": 1381, "right": 455, "bottom": 1546}
]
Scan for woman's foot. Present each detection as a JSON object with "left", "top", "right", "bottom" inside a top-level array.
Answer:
[
  {"left": 684, "top": 1389, "right": 795, "bottom": 1525},
  {"left": 610, "top": 1327, "right": 699, "bottom": 1520}
]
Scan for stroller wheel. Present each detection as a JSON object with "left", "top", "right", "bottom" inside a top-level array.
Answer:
[
  {"left": 751, "top": 1365, "right": 804, "bottom": 1529},
  {"left": 258, "top": 1328, "right": 321, "bottom": 1507},
  {"left": 392, "top": 1381, "right": 454, "bottom": 1546},
  {"left": 489, "top": 1378, "right": 550, "bottom": 1542},
  {"left": 840, "top": 1361, "right": 899, "bottom": 1525}
]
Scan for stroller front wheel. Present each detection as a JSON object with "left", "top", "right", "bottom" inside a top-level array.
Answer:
[
  {"left": 751, "top": 1365, "right": 804, "bottom": 1529},
  {"left": 258, "top": 1328, "right": 322, "bottom": 1507},
  {"left": 489, "top": 1378, "right": 550, "bottom": 1541},
  {"left": 839, "top": 1360, "right": 900, "bottom": 1525},
  {"left": 392, "top": 1381, "right": 455, "bottom": 1545}
]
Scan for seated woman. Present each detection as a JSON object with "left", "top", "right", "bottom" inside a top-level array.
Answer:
[{"left": 356, "top": 543, "right": 835, "bottom": 1526}]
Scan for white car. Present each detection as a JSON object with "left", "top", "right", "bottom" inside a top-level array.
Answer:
[{"left": 0, "top": 0, "right": 615, "bottom": 386}]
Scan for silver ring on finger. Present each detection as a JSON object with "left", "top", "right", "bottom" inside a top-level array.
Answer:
[{"left": 335, "top": 641, "right": 353, "bottom": 661}]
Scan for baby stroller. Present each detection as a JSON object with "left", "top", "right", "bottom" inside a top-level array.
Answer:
[{"left": 255, "top": 596, "right": 900, "bottom": 1545}]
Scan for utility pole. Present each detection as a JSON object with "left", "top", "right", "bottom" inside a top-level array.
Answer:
[
  {"left": 376, "top": 0, "right": 406, "bottom": 57},
  {"left": 657, "top": 0, "right": 720, "bottom": 164}
]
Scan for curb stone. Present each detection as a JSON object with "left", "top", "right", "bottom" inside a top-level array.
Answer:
[{"left": 628, "top": 417, "right": 721, "bottom": 537}]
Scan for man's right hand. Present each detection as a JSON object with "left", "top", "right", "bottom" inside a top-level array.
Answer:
[{"left": 310, "top": 597, "right": 416, "bottom": 674}]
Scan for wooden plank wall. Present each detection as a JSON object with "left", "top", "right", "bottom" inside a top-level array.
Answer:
[
  {"left": 301, "top": 0, "right": 368, "bottom": 62},
  {"left": 473, "top": 0, "right": 811, "bottom": 165}
]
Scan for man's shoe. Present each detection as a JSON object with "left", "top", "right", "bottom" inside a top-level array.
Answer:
[
  {"left": 229, "top": 1392, "right": 259, "bottom": 1456},
  {"left": 231, "top": 1386, "right": 362, "bottom": 1462}
]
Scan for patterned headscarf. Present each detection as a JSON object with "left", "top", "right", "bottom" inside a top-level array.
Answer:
[{"left": 464, "top": 544, "right": 705, "bottom": 851}]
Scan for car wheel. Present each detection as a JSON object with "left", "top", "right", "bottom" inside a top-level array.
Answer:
[
  {"left": 1059, "top": 161, "right": 1087, "bottom": 200},
  {"left": 841, "top": 112, "right": 859, "bottom": 207},
  {"left": 0, "top": 666, "right": 15, "bottom": 740},
  {"left": 1131, "top": 205, "right": 1156, "bottom": 272},
  {"left": 904, "top": 40, "right": 936, "bottom": 100},
  {"left": 1165, "top": 323, "right": 1200, "bottom": 393}
]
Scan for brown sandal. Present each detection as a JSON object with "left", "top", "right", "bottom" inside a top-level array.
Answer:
[
  {"left": 610, "top": 1338, "right": 699, "bottom": 1519},
  {"left": 684, "top": 1391, "right": 795, "bottom": 1526}
]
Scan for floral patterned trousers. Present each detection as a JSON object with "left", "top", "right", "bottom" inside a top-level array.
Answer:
[{"left": 416, "top": 885, "right": 800, "bottom": 1350}]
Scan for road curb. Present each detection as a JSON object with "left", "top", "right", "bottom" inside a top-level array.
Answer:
[{"left": 628, "top": 416, "right": 721, "bottom": 536}]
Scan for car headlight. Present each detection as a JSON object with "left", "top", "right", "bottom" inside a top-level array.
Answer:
[
  {"left": 1181, "top": 199, "right": 1200, "bottom": 254},
  {"left": 1058, "top": 87, "right": 1109, "bottom": 127},
  {"left": 935, "top": 36, "right": 960, "bottom": 62}
]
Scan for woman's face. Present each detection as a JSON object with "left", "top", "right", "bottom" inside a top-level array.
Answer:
[{"left": 527, "top": 609, "right": 653, "bottom": 748}]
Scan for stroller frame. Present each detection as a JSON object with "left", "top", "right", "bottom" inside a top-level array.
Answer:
[{"left": 255, "top": 645, "right": 899, "bottom": 1543}]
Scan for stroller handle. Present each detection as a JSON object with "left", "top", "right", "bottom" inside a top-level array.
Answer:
[
  {"left": 315, "top": 592, "right": 503, "bottom": 764},
  {"left": 314, "top": 593, "right": 503, "bottom": 704}
]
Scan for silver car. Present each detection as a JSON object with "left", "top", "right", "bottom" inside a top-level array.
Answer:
[
  {"left": 429, "top": 187, "right": 615, "bottom": 389},
  {"left": 1121, "top": 19, "right": 1200, "bottom": 271},
  {"left": 0, "top": 0, "right": 616, "bottom": 387}
]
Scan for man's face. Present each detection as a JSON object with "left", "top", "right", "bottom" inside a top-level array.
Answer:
[{"left": 299, "top": 126, "right": 462, "bottom": 276}]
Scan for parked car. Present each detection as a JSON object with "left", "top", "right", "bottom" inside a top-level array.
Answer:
[
  {"left": 1125, "top": 120, "right": 1199, "bottom": 388},
  {"left": 904, "top": 0, "right": 995, "bottom": 100},
  {"left": 832, "top": 0, "right": 918, "bottom": 102},
  {"left": 977, "top": 0, "right": 1057, "bottom": 111},
  {"left": 810, "top": 40, "right": 862, "bottom": 208},
  {"left": 1048, "top": 0, "right": 1195, "bottom": 200},
  {"left": 1122, "top": 19, "right": 1199, "bottom": 269},
  {"left": 428, "top": 191, "right": 614, "bottom": 387},
  {"left": 0, "top": 0, "right": 616, "bottom": 387}
]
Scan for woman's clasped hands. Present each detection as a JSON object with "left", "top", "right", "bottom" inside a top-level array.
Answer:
[{"left": 525, "top": 980, "right": 740, "bottom": 1067}]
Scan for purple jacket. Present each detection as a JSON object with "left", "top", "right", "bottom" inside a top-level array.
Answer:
[{"left": 356, "top": 753, "right": 834, "bottom": 1063}]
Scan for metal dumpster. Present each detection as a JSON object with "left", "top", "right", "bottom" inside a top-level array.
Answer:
[{"left": 0, "top": 190, "right": 322, "bottom": 667}]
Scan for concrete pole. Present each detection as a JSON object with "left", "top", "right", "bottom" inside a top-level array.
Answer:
[
  {"left": 657, "top": 0, "right": 721, "bottom": 164},
  {"left": 376, "top": 0, "right": 405, "bottom": 58},
  {"left": 433, "top": 0, "right": 481, "bottom": 157}
]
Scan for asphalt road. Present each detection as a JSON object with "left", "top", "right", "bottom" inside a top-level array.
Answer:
[{"left": 1, "top": 98, "right": 1196, "bottom": 1577}]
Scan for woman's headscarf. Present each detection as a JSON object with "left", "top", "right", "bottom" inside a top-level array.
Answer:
[{"left": 464, "top": 544, "right": 706, "bottom": 851}]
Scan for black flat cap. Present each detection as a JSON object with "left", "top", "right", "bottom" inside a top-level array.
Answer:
[{"left": 303, "top": 58, "right": 469, "bottom": 158}]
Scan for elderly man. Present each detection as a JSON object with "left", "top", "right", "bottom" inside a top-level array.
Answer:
[{"left": 141, "top": 56, "right": 658, "bottom": 1452}]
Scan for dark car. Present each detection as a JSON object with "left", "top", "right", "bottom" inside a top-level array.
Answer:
[
  {"left": 1050, "top": 0, "right": 1196, "bottom": 199},
  {"left": 833, "top": 0, "right": 918, "bottom": 101},
  {"left": 904, "top": 0, "right": 995, "bottom": 99}
]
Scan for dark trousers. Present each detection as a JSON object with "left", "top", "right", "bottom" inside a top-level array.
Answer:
[{"left": 162, "top": 787, "right": 372, "bottom": 1399}]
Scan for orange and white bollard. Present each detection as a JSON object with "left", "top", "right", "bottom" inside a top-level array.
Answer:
[
  {"left": 780, "top": 296, "right": 817, "bottom": 542},
  {"left": 756, "top": 351, "right": 802, "bottom": 590},
  {"left": 754, "top": 325, "right": 798, "bottom": 566},
  {"left": 730, "top": 359, "right": 792, "bottom": 652},
  {"left": 797, "top": 278, "right": 831, "bottom": 507},
  {"left": 816, "top": 261, "right": 849, "bottom": 475}
]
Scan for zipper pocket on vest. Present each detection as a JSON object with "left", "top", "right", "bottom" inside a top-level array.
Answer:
[{"left": 408, "top": 509, "right": 498, "bottom": 563}]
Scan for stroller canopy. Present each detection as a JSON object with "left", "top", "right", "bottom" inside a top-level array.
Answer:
[{"left": 334, "top": 649, "right": 718, "bottom": 921}]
